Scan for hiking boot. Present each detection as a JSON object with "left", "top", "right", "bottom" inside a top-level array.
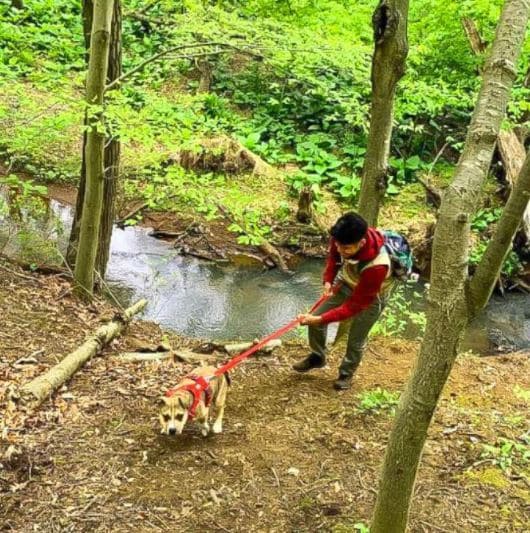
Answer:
[
  {"left": 333, "top": 374, "right": 353, "bottom": 390},
  {"left": 292, "top": 353, "right": 325, "bottom": 373}
]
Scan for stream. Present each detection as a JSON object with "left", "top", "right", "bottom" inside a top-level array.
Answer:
[{"left": 2, "top": 195, "right": 530, "bottom": 355}]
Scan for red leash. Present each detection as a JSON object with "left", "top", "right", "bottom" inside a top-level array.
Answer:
[
  {"left": 214, "top": 292, "right": 329, "bottom": 376},
  {"left": 164, "top": 291, "right": 331, "bottom": 416}
]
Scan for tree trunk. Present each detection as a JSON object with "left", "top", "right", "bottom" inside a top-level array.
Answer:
[
  {"left": 296, "top": 186, "right": 313, "bottom": 223},
  {"left": 469, "top": 150, "right": 530, "bottom": 313},
  {"left": 66, "top": 0, "right": 93, "bottom": 267},
  {"left": 497, "top": 129, "right": 530, "bottom": 242},
  {"left": 197, "top": 58, "right": 213, "bottom": 93},
  {"left": 20, "top": 299, "right": 146, "bottom": 408},
  {"left": 96, "top": 0, "right": 122, "bottom": 278},
  {"left": 370, "top": 2, "right": 530, "bottom": 532},
  {"left": 357, "top": 0, "right": 409, "bottom": 226},
  {"left": 68, "top": 0, "right": 122, "bottom": 280},
  {"left": 462, "top": 17, "right": 487, "bottom": 54},
  {"left": 73, "top": 0, "right": 115, "bottom": 297}
]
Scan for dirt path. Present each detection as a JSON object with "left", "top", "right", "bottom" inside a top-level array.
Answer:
[{"left": 1, "top": 261, "right": 529, "bottom": 532}]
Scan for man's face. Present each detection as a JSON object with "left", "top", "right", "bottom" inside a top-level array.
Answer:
[{"left": 336, "top": 239, "right": 365, "bottom": 258}]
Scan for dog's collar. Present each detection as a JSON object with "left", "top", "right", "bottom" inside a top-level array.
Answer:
[{"left": 165, "top": 374, "right": 213, "bottom": 419}]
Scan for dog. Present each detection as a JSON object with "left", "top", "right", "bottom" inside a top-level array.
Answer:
[{"left": 158, "top": 365, "right": 230, "bottom": 437}]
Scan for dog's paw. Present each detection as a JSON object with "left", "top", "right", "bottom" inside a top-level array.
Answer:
[
  {"left": 212, "top": 422, "right": 223, "bottom": 434},
  {"left": 201, "top": 428, "right": 209, "bottom": 437}
]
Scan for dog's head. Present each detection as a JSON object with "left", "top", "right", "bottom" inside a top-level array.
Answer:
[{"left": 158, "top": 393, "right": 190, "bottom": 435}]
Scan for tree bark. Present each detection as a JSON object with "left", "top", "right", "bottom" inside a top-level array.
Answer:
[
  {"left": 20, "top": 299, "right": 146, "bottom": 407},
  {"left": 196, "top": 58, "right": 213, "bottom": 93},
  {"left": 462, "top": 17, "right": 487, "bottom": 54},
  {"left": 68, "top": 0, "right": 122, "bottom": 280},
  {"left": 371, "top": 2, "right": 530, "bottom": 532},
  {"left": 296, "top": 186, "right": 314, "bottom": 223},
  {"left": 357, "top": 0, "right": 409, "bottom": 226},
  {"left": 96, "top": 0, "right": 122, "bottom": 278},
  {"left": 73, "top": 0, "right": 115, "bottom": 297},
  {"left": 469, "top": 150, "right": 530, "bottom": 313},
  {"left": 66, "top": 0, "right": 93, "bottom": 267},
  {"left": 497, "top": 129, "right": 530, "bottom": 241}
]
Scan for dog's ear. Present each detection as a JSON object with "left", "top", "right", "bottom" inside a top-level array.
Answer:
[
  {"left": 178, "top": 397, "right": 187, "bottom": 409},
  {"left": 157, "top": 396, "right": 167, "bottom": 408}
]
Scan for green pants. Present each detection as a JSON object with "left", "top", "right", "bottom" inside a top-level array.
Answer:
[{"left": 308, "top": 283, "right": 392, "bottom": 377}]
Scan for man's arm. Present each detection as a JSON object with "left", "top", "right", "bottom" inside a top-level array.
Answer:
[
  {"left": 322, "top": 238, "right": 341, "bottom": 284},
  {"left": 319, "top": 265, "right": 388, "bottom": 324}
]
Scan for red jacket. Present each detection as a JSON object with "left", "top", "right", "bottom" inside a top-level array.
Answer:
[{"left": 320, "top": 228, "right": 389, "bottom": 324}]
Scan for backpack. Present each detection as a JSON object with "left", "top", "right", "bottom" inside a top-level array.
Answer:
[{"left": 382, "top": 230, "right": 414, "bottom": 281}]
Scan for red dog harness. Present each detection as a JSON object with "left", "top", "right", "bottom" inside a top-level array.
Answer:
[{"left": 165, "top": 374, "right": 213, "bottom": 419}]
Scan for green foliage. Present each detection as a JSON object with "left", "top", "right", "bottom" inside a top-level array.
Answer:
[
  {"left": 0, "top": 174, "right": 63, "bottom": 264},
  {"left": 356, "top": 388, "right": 400, "bottom": 414},
  {"left": 228, "top": 207, "right": 272, "bottom": 246},
  {"left": 370, "top": 284, "right": 426, "bottom": 338},
  {"left": 513, "top": 386, "right": 530, "bottom": 403},
  {"left": 469, "top": 240, "right": 522, "bottom": 278},
  {"left": 331, "top": 522, "right": 370, "bottom": 533},
  {"left": 471, "top": 207, "right": 503, "bottom": 231},
  {"left": 2, "top": 0, "right": 530, "bottom": 253},
  {"left": 481, "top": 434, "right": 530, "bottom": 474}
]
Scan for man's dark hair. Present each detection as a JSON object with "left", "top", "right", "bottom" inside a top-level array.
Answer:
[{"left": 330, "top": 212, "right": 368, "bottom": 244}]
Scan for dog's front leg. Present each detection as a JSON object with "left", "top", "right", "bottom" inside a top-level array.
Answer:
[
  {"left": 197, "top": 408, "right": 210, "bottom": 437},
  {"left": 212, "top": 379, "right": 228, "bottom": 434}
]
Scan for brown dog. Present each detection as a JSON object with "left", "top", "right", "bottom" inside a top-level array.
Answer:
[{"left": 158, "top": 365, "right": 230, "bottom": 437}]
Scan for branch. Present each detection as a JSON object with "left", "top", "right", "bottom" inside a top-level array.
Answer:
[
  {"left": 461, "top": 17, "right": 487, "bottom": 55},
  {"left": 105, "top": 42, "right": 263, "bottom": 92},
  {"left": 468, "top": 149, "right": 530, "bottom": 316}
]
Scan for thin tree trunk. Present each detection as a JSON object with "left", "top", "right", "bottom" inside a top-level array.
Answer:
[
  {"left": 68, "top": 0, "right": 122, "bottom": 279},
  {"left": 357, "top": 0, "right": 409, "bottom": 226},
  {"left": 296, "top": 186, "right": 313, "bottom": 223},
  {"left": 462, "top": 17, "right": 487, "bottom": 54},
  {"left": 497, "top": 129, "right": 530, "bottom": 242},
  {"left": 469, "top": 150, "right": 530, "bottom": 313},
  {"left": 66, "top": 0, "right": 93, "bottom": 267},
  {"left": 371, "top": 2, "right": 530, "bottom": 532},
  {"left": 74, "top": 0, "right": 115, "bottom": 297},
  {"left": 96, "top": 0, "right": 122, "bottom": 278}
]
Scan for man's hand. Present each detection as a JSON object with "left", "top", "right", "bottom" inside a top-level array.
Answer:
[
  {"left": 298, "top": 313, "right": 323, "bottom": 326},
  {"left": 323, "top": 282, "right": 333, "bottom": 297}
]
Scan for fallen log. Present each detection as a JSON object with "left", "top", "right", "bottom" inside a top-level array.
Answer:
[
  {"left": 174, "top": 351, "right": 219, "bottom": 364},
  {"left": 258, "top": 240, "right": 290, "bottom": 273},
  {"left": 224, "top": 339, "right": 282, "bottom": 356},
  {"left": 19, "top": 299, "right": 147, "bottom": 408},
  {"left": 118, "top": 351, "right": 172, "bottom": 362}
]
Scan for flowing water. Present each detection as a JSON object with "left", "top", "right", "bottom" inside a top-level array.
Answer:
[{"left": 2, "top": 194, "right": 530, "bottom": 354}]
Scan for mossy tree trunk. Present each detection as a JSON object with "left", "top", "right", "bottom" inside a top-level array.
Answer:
[
  {"left": 73, "top": 0, "right": 115, "bottom": 297},
  {"left": 370, "top": 2, "right": 530, "bottom": 532},
  {"left": 96, "top": 0, "right": 122, "bottom": 278},
  {"left": 357, "top": 0, "right": 409, "bottom": 226},
  {"left": 68, "top": 0, "right": 122, "bottom": 279}
]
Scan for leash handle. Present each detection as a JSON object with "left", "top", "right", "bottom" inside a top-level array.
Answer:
[{"left": 214, "top": 289, "right": 332, "bottom": 376}]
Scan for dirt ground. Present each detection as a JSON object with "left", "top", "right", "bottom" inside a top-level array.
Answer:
[{"left": 1, "top": 259, "right": 529, "bottom": 533}]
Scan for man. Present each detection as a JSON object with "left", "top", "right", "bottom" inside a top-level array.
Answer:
[{"left": 293, "top": 212, "right": 395, "bottom": 390}]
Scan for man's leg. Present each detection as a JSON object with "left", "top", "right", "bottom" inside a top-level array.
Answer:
[
  {"left": 334, "top": 290, "right": 391, "bottom": 389},
  {"left": 292, "top": 285, "right": 350, "bottom": 372}
]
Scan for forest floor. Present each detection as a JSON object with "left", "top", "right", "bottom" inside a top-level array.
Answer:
[{"left": 1, "top": 259, "right": 529, "bottom": 532}]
